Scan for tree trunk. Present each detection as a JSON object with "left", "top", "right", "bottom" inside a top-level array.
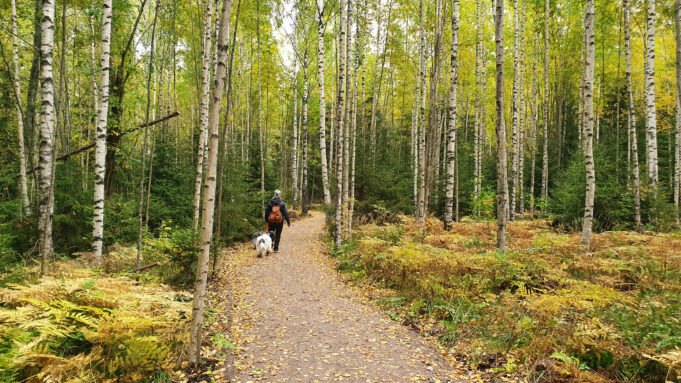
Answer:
[
  {"left": 9, "top": 0, "right": 30, "bottom": 217},
  {"left": 92, "top": 0, "right": 113, "bottom": 261},
  {"left": 473, "top": 0, "right": 483, "bottom": 211},
  {"left": 137, "top": 1, "right": 159, "bottom": 272},
  {"left": 317, "top": 2, "right": 331, "bottom": 206},
  {"left": 292, "top": 55, "right": 299, "bottom": 210},
  {"left": 675, "top": 0, "right": 681, "bottom": 226},
  {"left": 257, "top": 0, "right": 265, "bottom": 215},
  {"left": 189, "top": 0, "right": 232, "bottom": 364},
  {"left": 581, "top": 0, "right": 595, "bottom": 248},
  {"left": 302, "top": 59, "right": 310, "bottom": 215},
  {"left": 541, "top": 0, "right": 549, "bottom": 212},
  {"left": 530, "top": 33, "right": 538, "bottom": 217},
  {"left": 416, "top": 0, "right": 427, "bottom": 224},
  {"left": 510, "top": 0, "right": 520, "bottom": 221},
  {"left": 38, "top": 0, "right": 57, "bottom": 276},
  {"left": 193, "top": 0, "right": 213, "bottom": 231},
  {"left": 495, "top": 0, "right": 508, "bottom": 253},
  {"left": 343, "top": 0, "right": 353, "bottom": 237},
  {"left": 645, "top": 0, "right": 658, "bottom": 188},
  {"left": 444, "top": 0, "right": 460, "bottom": 231},
  {"left": 625, "top": 0, "right": 641, "bottom": 232},
  {"left": 334, "top": 0, "right": 346, "bottom": 249}
]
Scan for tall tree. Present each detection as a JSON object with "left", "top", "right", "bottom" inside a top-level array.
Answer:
[
  {"left": 316, "top": 0, "right": 331, "bottom": 206},
  {"left": 292, "top": 53, "right": 299, "bottom": 210},
  {"left": 645, "top": 0, "right": 658, "bottom": 188},
  {"left": 334, "top": 0, "right": 346, "bottom": 248},
  {"left": 581, "top": 0, "right": 596, "bottom": 247},
  {"left": 510, "top": 0, "right": 521, "bottom": 221},
  {"left": 137, "top": 0, "right": 159, "bottom": 272},
  {"left": 92, "top": 0, "right": 114, "bottom": 262},
  {"left": 9, "top": 0, "right": 30, "bottom": 217},
  {"left": 444, "top": 0, "right": 460, "bottom": 231},
  {"left": 495, "top": 0, "right": 508, "bottom": 252},
  {"left": 257, "top": 0, "right": 265, "bottom": 214},
  {"left": 193, "top": 0, "right": 213, "bottom": 231},
  {"left": 541, "top": 0, "right": 549, "bottom": 211},
  {"left": 675, "top": 0, "right": 681, "bottom": 225},
  {"left": 416, "top": 0, "right": 426, "bottom": 223},
  {"left": 189, "top": 0, "right": 232, "bottom": 364},
  {"left": 625, "top": 0, "right": 642, "bottom": 232},
  {"left": 38, "top": 0, "right": 57, "bottom": 275}
]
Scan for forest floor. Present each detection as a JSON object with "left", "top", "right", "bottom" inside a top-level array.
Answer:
[{"left": 205, "top": 211, "right": 471, "bottom": 382}]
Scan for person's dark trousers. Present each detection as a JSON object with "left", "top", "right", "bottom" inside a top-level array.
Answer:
[{"left": 270, "top": 222, "right": 284, "bottom": 251}]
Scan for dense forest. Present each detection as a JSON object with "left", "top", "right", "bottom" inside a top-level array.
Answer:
[{"left": 1, "top": 0, "right": 680, "bottom": 381}]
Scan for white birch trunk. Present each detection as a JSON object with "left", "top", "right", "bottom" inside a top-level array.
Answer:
[
  {"left": 444, "top": 0, "right": 460, "bottom": 231},
  {"left": 317, "top": 3, "right": 331, "bottom": 206},
  {"left": 625, "top": 0, "right": 642, "bottom": 232},
  {"left": 189, "top": 0, "right": 231, "bottom": 364},
  {"left": 38, "top": 0, "right": 57, "bottom": 276},
  {"left": 495, "top": 0, "right": 508, "bottom": 252},
  {"left": 10, "top": 0, "right": 30, "bottom": 217},
  {"left": 292, "top": 55, "right": 299, "bottom": 210},
  {"left": 645, "top": 0, "right": 658, "bottom": 188},
  {"left": 416, "top": 0, "right": 427, "bottom": 224},
  {"left": 334, "top": 0, "right": 346, "bottom": 249},
  {"left": 302, "top": 60, "right": 310, "bottom": 215},
  {"left": 581, "top": 0, "right": 595, "bottom": 248},
  {"left": 510, "top": 0, "right": 520, "bottom": 221},
  {"left": 541, "top": 0, "right": 549, "bottom": 209},
  {"left": 193, "top": 0, "right": 213, "bottom": 231},
  {"left": 675, "top": 0, "right": 681, "bottom": 226},
  {"left": 343, "top": 0, "right": 353, "bottom": 237},
  {"left": 92, "top": 0, "right": 113, "bottom": 261}
]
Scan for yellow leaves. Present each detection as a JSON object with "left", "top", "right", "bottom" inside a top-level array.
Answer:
[{"left": 0, "top": 268, "right": 190, "bottom": 382}]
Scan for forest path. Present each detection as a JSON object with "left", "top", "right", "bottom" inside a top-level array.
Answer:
[{"left": 211, "top": 211, "right": 461, "bottom": 382}]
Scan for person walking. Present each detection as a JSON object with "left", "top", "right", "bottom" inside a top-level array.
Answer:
[{"left": 265, "top": 190, "right": 291, "bottom": 252}]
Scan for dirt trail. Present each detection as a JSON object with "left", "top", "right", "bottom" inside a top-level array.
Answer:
[{"left": 215, "top": 211, "right": 460, "bottom": 382}]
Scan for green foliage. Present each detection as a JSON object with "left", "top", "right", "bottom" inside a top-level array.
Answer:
[{"left": 550, "top": 144, "right": 636, "bottom": 231}]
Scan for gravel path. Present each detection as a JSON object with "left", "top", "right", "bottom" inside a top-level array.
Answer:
[{"left": 217, "top": 211, "right": 459, "bottom": 382}]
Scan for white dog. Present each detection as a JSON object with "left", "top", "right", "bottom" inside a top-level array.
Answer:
[{"left": 252, "top": 231, "right": 275, "bottom": 257}]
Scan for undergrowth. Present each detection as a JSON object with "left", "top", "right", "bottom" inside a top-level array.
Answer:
[
  {"left": 336, "top": 216, "right": 681, "bottom": 382},
  {"left": 0, "top": 228, "right": 199, "bottom": 382}
]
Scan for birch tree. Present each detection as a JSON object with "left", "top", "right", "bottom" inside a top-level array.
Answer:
[
  {"left": 334, "top": 0, "right": 346, "bottom": 248},
  {"left": 510, "top": 0, "right": 521, "bottom": 221},
  {"left": 38, "top": 0, "right": 57, "bottom": 276},
  {"left": 541, "top": 0, "right": 549, "bottom": 210},
  {"left": 316, "top": 1, "right": 331, "bottom": 206},
  {"left": 581, "top": 0, "right": 595, "bottom": 248},
  {"left": 92, "top": 0, "right": 113, "bottom": 262},
  {"left": 625, "top": 0, "right": 642, "bottom": 232},
  {"left": 645, "top": 0, "right": 658, "bottom": 188},
  {"left": 10, "top": 0, "right": 30, "bottom": 217},
  {"left": 193, "top": 0, "right": 213, "bottom": 231},
  {"left": 416, "top": 0, "right": 426, "bottom": 224},
  {"left": 444, "top": 0, "right": 460, "bottom": 231},
  {"left": 495, "top": 0, "right": 508, "bottom": 252},
  {"left": 292, "top": 54, "right": 299, "bottom": 210},
  {"left": 189, "top": 0, "right": 232, "bottom": 364},
  {"left": 675, "top": 0, "right": 681, "bottom": 225}
]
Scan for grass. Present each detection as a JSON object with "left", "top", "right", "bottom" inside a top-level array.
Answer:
[{"left": 335, "top": 215, "right": 681, "bottom": 382}]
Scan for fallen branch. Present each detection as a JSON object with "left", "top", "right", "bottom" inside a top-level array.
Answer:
[
  {"left": 137, "top": 261, "right": 162, "bottom": 272},
  {"left": 25, "top": 111, "right": 180, "bottom": 175}
]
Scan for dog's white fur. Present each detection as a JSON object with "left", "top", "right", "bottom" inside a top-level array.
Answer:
[{"left": 252, "top": 231, "right": 274, "bottom": 257}]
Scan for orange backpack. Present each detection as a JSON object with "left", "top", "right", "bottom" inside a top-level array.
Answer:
[{"left": 268, "top": 205, "right": 283, "bottom": 225}]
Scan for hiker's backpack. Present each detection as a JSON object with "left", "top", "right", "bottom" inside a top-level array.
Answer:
[{"left": 268, "top": 205, "right": 283, "bottom": 225}]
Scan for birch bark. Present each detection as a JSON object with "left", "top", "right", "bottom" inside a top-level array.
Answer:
[
  {"left": 581, "top": 0, "right": 596, "bottom": 248},
  {"left": 189, "top": 0, "right": 232, "bottom": 363},
  {"left": 444, "top": 0, "right": 460, "bottom": 231}
]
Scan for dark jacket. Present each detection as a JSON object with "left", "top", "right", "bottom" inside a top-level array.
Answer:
[{"left": 265, "top": 197, "right": 290, "bottom": 225}]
